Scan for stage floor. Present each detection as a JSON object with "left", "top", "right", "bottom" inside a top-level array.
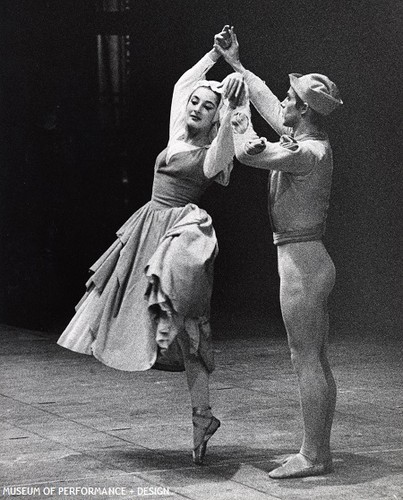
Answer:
[{"left": 1, "top": 323, "right": 402, "bottom": 499}]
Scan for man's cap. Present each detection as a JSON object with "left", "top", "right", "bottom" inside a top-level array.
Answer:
[{"left": 289, "top": 73, "right": 343, "bottom": 116}]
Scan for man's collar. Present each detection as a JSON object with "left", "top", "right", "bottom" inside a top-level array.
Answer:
[{"left": 293, "top": 130, "right": 328, "bottom": 141}]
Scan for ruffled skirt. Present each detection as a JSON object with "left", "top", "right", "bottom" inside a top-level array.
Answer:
[{"left": 57, "top": 202, "right": 218, "bottom": 372}]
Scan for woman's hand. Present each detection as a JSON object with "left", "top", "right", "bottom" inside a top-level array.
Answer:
[
  {"left": 222, "top": 73, "right": 246, "bottom": 108},
  {"left": 245, "top": 138, "right": 267, "bottom": 155}
]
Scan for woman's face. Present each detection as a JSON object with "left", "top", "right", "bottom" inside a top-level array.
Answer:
[{"left": 186, "top": 87, "right": 220, "bottom": 134}]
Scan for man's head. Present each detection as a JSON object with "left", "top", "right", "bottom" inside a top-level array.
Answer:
[
  {"left": 290, "top": 73, "right": 342, "bottom": 115},
  {"left": 281, "top": 73, "right": 342, "bottom": 128},
  {"left": 281, "top": 87, "right": 305, "bottom": 128}
]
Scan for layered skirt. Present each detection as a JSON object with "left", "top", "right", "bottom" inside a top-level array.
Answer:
[{"left": 57, "top": 202, "right": 218, "bottom": 372}]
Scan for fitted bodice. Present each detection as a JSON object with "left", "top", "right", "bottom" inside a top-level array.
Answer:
[{"left": 150, "top": 147, "right": 213, "bottom": 209}]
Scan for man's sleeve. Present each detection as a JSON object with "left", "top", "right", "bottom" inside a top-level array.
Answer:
[
  {"left": 243, "top": 70, "right": 290, "bottom": 137},
  {"left": 232, "top": 112, "right": 313, "bottom": 174}
]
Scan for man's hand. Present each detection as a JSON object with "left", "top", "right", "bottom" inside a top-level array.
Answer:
[
  {"left": 245, "top": 138, "right": 267, "bottom": 155},
  {"left": 214, "top": 27, "right": 243, "bottom": 71}
]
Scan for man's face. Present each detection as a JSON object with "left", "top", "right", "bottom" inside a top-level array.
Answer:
[{"left": 281, "top": 87, "right": 302, "bottom": 127}]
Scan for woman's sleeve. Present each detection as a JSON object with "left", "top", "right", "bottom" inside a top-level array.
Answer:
[
  {"left": 203, "top": 108, "right": 235, "bottom": 186},
  {"left": 169, "top": 51, "right": 218, "bottom": 141}
]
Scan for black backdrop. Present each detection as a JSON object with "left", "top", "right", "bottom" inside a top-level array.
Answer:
[{"left": 1, "top": 0, "right": 401, "bottom": 338}]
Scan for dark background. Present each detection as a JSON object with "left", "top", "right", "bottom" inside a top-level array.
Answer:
[{"left": 0, "top": 0, "right": 401, "bottom": 339}]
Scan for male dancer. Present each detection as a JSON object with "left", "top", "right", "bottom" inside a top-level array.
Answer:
[{"left": 215, "top": 27, "right": 343, "bottom": 478}]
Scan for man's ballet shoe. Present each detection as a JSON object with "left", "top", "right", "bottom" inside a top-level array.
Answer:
[
  {"left": 269, "top": 453, "right": 333, "bottom": 479},
  {"left": 192, "top": 407, "right": 221, "bottom": 466}
]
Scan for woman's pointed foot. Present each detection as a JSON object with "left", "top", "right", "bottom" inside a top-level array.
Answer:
[
  {"left": 192, "top": 407, "right": 220, "bottom": 465},
  {"left": 269, "top": 453, "right": 333, "bottom": 479}
]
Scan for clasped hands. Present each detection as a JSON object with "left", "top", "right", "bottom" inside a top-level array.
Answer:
[
  {"left": 214, "top": 25, "right": 240, "bottom": 67},
  {"left": 213, "top": 25, "right": 245, "bottom": 108},
  {"left": 215, "top": 25, "right": 266, "bottom": 154}
]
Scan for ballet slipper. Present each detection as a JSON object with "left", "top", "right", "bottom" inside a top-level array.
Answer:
[
  {"left": 192, "top": 407, "right": 220, "bottom": 465},
  {"left": 269, "top": 452, "right": 333, "bottom": 479}
]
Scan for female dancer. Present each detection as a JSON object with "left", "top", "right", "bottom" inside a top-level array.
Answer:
[{"left": 58, "top": 33, "right": 245, "bottom": 465}]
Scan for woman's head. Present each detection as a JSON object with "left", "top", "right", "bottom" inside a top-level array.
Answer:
[{"left": 185, "top": 85, "right": 221, "bottom": 137}]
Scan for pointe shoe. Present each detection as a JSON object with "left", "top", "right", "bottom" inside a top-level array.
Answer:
[
  {"left": 269, "top": 453, "right": 333, "bottom": 479},
  {"left": 192, "top": 407, "right": 221, "bottom": 465}
]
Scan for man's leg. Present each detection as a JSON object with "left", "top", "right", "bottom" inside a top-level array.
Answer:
[
  {"left": 318, "top": 303, "right": 337, "bottom": 461},
  {"left": 270, "top": 241, "right": 336, "bottom": 478}
]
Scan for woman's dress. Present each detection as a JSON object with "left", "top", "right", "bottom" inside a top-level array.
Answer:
[{"left": 57, "top": 52, "right": 235, "bottom": 373}]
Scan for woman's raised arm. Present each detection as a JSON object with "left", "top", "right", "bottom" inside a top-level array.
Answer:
[{"left": 169, "top": 49, "right": 220, "bottom": 141}]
